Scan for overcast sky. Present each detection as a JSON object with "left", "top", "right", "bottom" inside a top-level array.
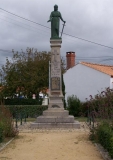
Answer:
[{"left": 0, "top": 0, "right": 113, "bottom": 66}]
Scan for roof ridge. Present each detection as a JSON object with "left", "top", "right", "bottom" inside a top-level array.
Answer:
[
  {"left": 80, "top": 61, "right": 113, "bottom": 67},
  {"left": 80, "top": 61, "right": 113, "bottom": 76}
]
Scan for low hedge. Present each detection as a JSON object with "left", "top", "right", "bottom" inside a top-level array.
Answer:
[
  {"left": 4, "top": 98, "right": 43, "bottom": 105},
  {"left": 2, "top": 105, "right": 48, "bottom": 118}
]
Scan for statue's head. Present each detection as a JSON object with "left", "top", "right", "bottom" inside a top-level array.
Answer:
[{"left": 54, "top": 4, "right": 58, "bottom": 11}]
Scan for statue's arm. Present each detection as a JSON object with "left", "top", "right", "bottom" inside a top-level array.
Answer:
[
  {"left": 59, "top": 12, "right": 66, "bottom": 23},
  {"left": 47, "top": 13, "right": 53, "bottom": 22}
]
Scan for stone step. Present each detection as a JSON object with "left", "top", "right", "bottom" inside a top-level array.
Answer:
[
  {"left": 31, "top": 121, "right": 80, "bottom": 129},
  {"left": 43, "top": 110, "right": 69, "bottom": 117},
  {"left": 36, "top": 115, "right": 75, "bottom": 123}
]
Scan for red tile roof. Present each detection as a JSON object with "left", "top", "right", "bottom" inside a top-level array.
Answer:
[{"left": 80, "top": 62, "right": 113, "bottom": 76}]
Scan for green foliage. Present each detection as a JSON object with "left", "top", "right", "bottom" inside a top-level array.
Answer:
[
  {"left": 82, "top": 88, "right": 113, "bottom": 158},
  {"left": 67, "top": 95, "right": 82, "bottom": 117},
  {"left": 90, "top": 122, "right": 113, "bottom": 158},
  {"left": 98, "top": 123, "right": 112, "bottom": 147},
  {"left": 4, "top": 105, "right": 48, "bottom": 118},
  {"left": 0, "top": 106, "right": 18, "bottom": 143},
  {"left": 4, "top": 98, "right": 43, "bottom": 105},
  {"left": 84, "top": 87, "right": 113, "bottom": 120},
  {"left": 1, "top": 48, "right": 51, "bottom": 99}
]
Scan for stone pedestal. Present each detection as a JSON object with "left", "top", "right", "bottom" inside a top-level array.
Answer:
[
  {"left": 31, "top": 39, "right": 80, "bottom": 129},
  {"left": 49, "top": 39, "right": 64, "bottom": 109}
]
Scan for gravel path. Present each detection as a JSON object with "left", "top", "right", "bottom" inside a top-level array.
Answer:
[{"left": 0, "top": 122, "right": 104, "bottom": 160}]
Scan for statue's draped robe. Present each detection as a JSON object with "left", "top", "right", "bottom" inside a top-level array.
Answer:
[{"left": 50, "top": 11, "right": 61, "bottom": 38}]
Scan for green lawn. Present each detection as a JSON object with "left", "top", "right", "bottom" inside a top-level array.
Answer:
[
  {"left": 27, "top": 117, "right": 88, "bottom": 122},
  {"left": 26, "top": 118, "right": 36, "bottom": 122},
  {"left": 75, "top": 116, "right": 87, "bottom": 122}
]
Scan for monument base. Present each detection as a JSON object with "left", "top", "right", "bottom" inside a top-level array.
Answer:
[
  {"left": 30, "top": 38, "right": 80, "bottom": 129},
  {"left": 30, "top": 122, "right": 80, "bottom": 129},
  {"left": 30, "top": 108, "right": 80, "bottom": 129}
]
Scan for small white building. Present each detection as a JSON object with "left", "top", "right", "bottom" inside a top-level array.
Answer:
[
  {"left": 39, "top": 91, "right": 49, "bottom": 105},
  {"left": 64, "top": 52, "right": 113, "bottom": 102}
]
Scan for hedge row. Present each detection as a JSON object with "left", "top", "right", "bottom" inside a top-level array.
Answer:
[
  {"left": 0, "top": 105, "right": 48, "bottom": 118},
  {"left": 4, "top": 98, "right": 43, "bottom": 105}
]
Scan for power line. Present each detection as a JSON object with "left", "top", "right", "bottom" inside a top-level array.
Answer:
[
  {"left": 63, "top": 33, "right": 113, "bottom": 49},
  {"left": 63, "top": 55, "right": 113, "bottom": 58},
  {"left": 0, "top": 16, "right": 50, "bottom": 37},
  {"left": 0, "top": 8, "right": 113, "bottom": 50},
  {"left": 0, "top": 8, "right": 50, "bottom": 30},
  {"left": 0, "top": 49, "right": 113, "bottom": 62},
  {"left": 0, "top": 49, "right": 12, "bottom": 53}
]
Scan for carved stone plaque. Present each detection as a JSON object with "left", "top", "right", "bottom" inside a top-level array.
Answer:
[
  {"left": 51, "top": 77, "right": 60, "bottom": 90},
  {"left": 51, "top": 49, "right": 61, "bottom": 77}
]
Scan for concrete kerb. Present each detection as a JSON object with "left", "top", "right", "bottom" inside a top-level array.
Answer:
[
  {"left": 0, "top": 138, "right": 14, "bottom": 152},
  {"left": 95, "top": 143, "right": 113, "bottom": 160}
]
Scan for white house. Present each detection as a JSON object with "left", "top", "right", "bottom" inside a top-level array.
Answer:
[{"left": 64, "top": 52, "right": 113, "bottom": 102}]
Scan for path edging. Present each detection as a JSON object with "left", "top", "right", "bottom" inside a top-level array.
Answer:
[
  {"left": 0, "top": 138, "right": 14, "bottom": 152},
  {"left": 95, "top": 143, "right": 113, "bottom": 160}
]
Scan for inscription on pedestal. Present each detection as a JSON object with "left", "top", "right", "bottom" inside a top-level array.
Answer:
[
  {"left": 51, "top": 49, "right": 61, "bottom": 77},
  {"left": 52, "top": 105, "right": 60, "bottom": 108},
  {"left": 51, "top": 77, "right": 60, "bottom": 90}
]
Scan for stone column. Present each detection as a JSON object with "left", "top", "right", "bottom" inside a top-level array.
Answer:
[{"left": 49, "top": 39, "right": 64, "bottom": 109}]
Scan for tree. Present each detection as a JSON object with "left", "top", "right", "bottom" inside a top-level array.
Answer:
[{"left": 1, "top": 48, "right": 51, "bottom": 99}]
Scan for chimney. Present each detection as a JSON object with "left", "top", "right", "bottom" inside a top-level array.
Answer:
[{"left": 66, "top": 51, "right": 75, "bottom": 70}]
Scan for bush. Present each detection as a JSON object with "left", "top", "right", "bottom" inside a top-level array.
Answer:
[
  {"left": 90, "top": 122, "right": 113, "bottom": 158},
  {"left": 67, "top": 95, "right": 82, "bottom": 117},
  {"left": 0, "top": 105, "right": 18, "bottom": 142},
  {"left": 97, "top": 122, "right": 113, "bottom": 157},
  {"left": 84, "top": 88, "right": 113, "bottom": 120}
]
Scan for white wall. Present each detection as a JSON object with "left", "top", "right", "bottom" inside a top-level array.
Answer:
[
  {"left": 110, "top": 77, "right": 113, "bottom": 89},
  {"left": 64, "top": 64, "right": 110, "bottom": 102}
]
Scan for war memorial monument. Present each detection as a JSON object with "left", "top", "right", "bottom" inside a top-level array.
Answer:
[{"left": 31, "top": 5, "right": 80, "bottom": 128}]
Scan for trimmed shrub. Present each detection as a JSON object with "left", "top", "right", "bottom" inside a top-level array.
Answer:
[
  {"left": 4, "top": 98, "right": 43, "bottom": 105},
  {"left": 3, "top": 105, "right": 48, "bottom": 118},
  {"left": 67, "top": 95, "right": 82, "bottom": 117}
]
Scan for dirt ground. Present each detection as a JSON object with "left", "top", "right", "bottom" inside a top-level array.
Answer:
[{"left": 0, "top": 124, "right": 103, "bottom": 160}]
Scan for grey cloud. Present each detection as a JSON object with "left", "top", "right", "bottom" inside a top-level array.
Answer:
[{"left": 0, "top": 0, "right": 113, "bottom": 66}]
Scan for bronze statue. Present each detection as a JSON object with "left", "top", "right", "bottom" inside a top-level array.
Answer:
[{"left": 47, "top": 5, "right": 66, "bottom": 39}]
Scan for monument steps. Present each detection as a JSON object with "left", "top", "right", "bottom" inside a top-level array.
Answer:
[
  {"left": 43, "top": 109, "right": 69, "bottom": 117},
  {"left": 31, "top": 121, "right": 80, "bottom": 129},
  {"left": 36, "top": 115, "right": 74, "bottom": 123}
]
